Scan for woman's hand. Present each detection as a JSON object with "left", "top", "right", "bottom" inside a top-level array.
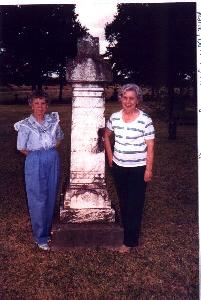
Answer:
[
  {"left": 19, "top": 149, "right": 29, "bottom": 156},
  {"left": 144, "top": 169, "right": 153, "bottom": 182},
  {"left": 56, "top": 140, "right": 62, "bottom": 148},
  {"left": 108, "top": 156, "right": 113, "bottom": 168},
  {"left": 104, "top": 128, "right": 114, "bottom": 168}
]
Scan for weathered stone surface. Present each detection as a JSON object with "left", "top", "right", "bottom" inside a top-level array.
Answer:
[
  {"left": 69, "top": 85, "right": 105, "bottom": 185},
  {"left": 61, "top": 34, "right": 115, "bottom": 224},
  {"left": 64, "top": 187, "right": 111, "bottom": 209},
  {"left": 77, "top": 35, "right": 99, "bottom": 57},
  {"left": 66, "top": 35, "right": 112, "bottom": 83},
  {"left": 60, "top": 208, "right": 115, "bottom": 223}
]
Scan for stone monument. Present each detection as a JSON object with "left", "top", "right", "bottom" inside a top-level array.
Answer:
[
  {"left": 60, "top": 35, "right": 115, "bottom": 223},
  {"left": 52, "top": 35, "right": 123, "bottom": 249}
]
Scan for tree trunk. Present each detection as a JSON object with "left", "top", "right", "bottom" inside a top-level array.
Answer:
[
  {"left": 31, "top": 61, "right": 43, "bottom": 91},
  {"left": 168, "top": 84, "right": 177, "bottom": 140},
  {"left": 31, "top": 84, "right": 43, "bottom": 91},
  {"left": 58, "top": 64, "right": 65, "bottom": 102},
  {"left": 59, "top": 81, "right": 63, "bottom": 102}
]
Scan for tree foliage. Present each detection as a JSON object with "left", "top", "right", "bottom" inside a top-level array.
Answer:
[
  {"left": 0, "top": 5, "right": 87, "bottom": 88},
  {"left": 105, "top": 3, "right": 196, "bottom": 89}
]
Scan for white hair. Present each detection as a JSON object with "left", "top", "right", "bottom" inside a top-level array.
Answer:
[{"left": 118, "top": 83, "right": 143, "bottom": 102}]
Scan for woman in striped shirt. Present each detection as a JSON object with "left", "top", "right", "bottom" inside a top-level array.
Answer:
[{"left": 104, "top": 83, "right": 155, "bottom": 253}]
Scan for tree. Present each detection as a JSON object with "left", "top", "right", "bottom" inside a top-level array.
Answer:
[
  {"left": 0, "top": 5, "right": 87, "bottom": 91},
  {"left": 105, "top": 3, "right": 196, "bottom": 138},
  {"left": 105, "top": 3, "right": 196, "bottom": 90}
]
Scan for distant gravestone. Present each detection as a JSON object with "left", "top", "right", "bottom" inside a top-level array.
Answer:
[{"left": 60, "top": 35, "right": 115, "bottom": 223}]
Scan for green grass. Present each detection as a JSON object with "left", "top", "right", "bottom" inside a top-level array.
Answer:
[{"left": 0, "top": 103, "right": 198, "bottom": 299}]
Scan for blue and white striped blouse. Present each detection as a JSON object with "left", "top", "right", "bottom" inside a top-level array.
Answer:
[{"left": 106, "top": 109, "right": 155, "bottom": 167}]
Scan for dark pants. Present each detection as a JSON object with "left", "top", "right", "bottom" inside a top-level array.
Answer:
[{"left": 113, "top": 163, "right": 147, "bottom": 247}]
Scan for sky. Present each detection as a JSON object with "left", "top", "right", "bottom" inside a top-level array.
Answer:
[{"left": 75, "top": 1, "right": 118, "bottom": 54}]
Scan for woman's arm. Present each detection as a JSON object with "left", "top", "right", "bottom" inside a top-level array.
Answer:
[
  {"left": 55, "top": 123, "right": 64, "bottom": 148},
  {"left": 15, "top": 122, "right": 30, "bottom": 155},
  {"left": 104, "top": 128, "right": 114, "bottom": 167},
  {"left": 144, "top": 139, "right": 155, "bottom": 182}
]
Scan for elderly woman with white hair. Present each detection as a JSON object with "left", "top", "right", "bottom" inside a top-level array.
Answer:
[{"left": 104, "top": 83, "right": 155, "bottom": 253}]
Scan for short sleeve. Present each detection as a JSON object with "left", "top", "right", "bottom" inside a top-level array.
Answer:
[
  {"left": 16, "top": 126, "right": 30, "bottom": 150},
  {"left": 144, "top": 117, "right": 155, "bottom": 140},
  {"left": 106, "top": 116, "right": 113, "bottom": 131}
]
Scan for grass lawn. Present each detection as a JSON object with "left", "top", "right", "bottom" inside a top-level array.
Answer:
[{"left": 0, "top": 103, "right": 198, "bottom": 299}]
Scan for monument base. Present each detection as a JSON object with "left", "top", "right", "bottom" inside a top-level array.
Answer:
[
  {"left": 60, "top": 207, "right": 115, "bottom": 223},
  {"left": 51, "top": 223, "right": 123, "bottom": 249}
]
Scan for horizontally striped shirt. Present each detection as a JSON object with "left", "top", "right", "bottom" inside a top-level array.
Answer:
[{"left": 106, "top": 109, "right": 155, "bottom": 167}]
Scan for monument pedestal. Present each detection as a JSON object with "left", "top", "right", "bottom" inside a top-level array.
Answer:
[
  {"left": 52, "top": 223, "right": 123, "bottom": 249},
  {"left": 61, "top": 183, "right": 115, "bottom": 223}
]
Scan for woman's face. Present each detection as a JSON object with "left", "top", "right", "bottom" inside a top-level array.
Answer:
[
  {"left": 121, "top": 90, "right": 138, "bottom": 113},
  {"left": 31, "top": 98, "right": 48, "bottom": 118}
]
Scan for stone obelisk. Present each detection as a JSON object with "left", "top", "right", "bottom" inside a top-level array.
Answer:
[{"left": 60, "top": 35, "right": 115, "bottom": 223}]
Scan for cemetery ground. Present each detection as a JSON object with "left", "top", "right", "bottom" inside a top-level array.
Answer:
[{"left": 0, "top": 102, "right": 198, "bottom": 299}]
